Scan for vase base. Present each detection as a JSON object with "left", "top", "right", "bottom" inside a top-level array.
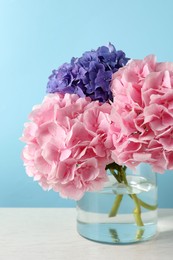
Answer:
[{"left": 77, "top": 221, "right": 157, "bottom": 244}]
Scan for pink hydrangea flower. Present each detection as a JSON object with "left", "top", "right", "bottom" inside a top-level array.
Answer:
[
  {"left": 111, "top": 55, "right": 173, "bottom": 173},
  {"left": 21, "top": 93, "right": 113, "bottom": 200}
]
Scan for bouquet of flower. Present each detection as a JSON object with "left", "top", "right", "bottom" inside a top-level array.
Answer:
[
  {"left": 21, "top": 43, "right": 129, "bottom": 199},
  {"left": 21, "top": 43, "right": 173, "bottom": 232}
]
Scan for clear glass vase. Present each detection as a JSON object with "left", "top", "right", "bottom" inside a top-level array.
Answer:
[{"left": 76, "top": 163, "right": 158, "bottom": 244}]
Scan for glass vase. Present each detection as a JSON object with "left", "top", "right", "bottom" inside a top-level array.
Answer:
[{"left": 76, "top": 163, "right": 158, "bottom": 244}]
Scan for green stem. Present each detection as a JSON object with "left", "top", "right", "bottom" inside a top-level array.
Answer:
[
  {"left": 121, "top": 167, "right": 128, "bottom": 185},
  {"left": 131, "top": 194, "right": 144, "bottom": 226},
  {"left": 128, "top": 195, "right": 157, "bottom": 210},
  {"left": 109, "top": 229, "right": 120, "bottom": 243},
  {"left": 109, "top": 194, "right": 123, "bottom": 217},
  {"left": 138, "top": 199, "right": 157, "bottom": 211},
  {"left": 106, "top": 162, "right": 156, "bottom": 227},
  {"left": 109, "top": 169, "right": 121, "bottom": 183},
  {"left": 136, "top": 228, "right": 145, "bottom": 240}
]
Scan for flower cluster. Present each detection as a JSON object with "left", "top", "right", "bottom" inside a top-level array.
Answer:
[
  {"left": 21, "top": 43, "right": 173, "bottom": 201},
  {"left": 21, "top": 93, "right": 113, "bottom": 199},
  {"left": 110, "top": 55, "right": 173, "bottom": 173},
  {"left": 46, "top": 43, "right": 129, "bottom": 103}
]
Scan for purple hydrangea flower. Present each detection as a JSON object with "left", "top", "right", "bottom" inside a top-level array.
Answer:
[{"left": 46, "top": 43, "right": 130, "bottom": 102}]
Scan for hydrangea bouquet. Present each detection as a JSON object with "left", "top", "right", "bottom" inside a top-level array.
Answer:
[
  {"left": 21, "top": 43, "right": 129, "bottom": 200},
  {"left": 21, "top": 43, "right": 173, "bottom": 243}
]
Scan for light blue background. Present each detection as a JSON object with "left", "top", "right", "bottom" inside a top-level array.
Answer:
[{"left": 0, "top": 0, "right": 173, "bottom": 208}]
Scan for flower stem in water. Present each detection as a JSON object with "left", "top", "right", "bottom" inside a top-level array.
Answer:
[
  {"left": 131, "top": 194, "right": 144, "bottom": 226},
  {"left": 138, "top": 198, "right": 157, "bottom": 211},
  {"left": 106, "top": 162, "right": 157, "bottom": 227},
  {"left": 109, "top": 194, "right": 123, "bottom": 217}
]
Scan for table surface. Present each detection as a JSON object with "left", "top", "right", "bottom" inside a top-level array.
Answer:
[{"left": 0, "top": 208, "right": 172, "bottom": 260}]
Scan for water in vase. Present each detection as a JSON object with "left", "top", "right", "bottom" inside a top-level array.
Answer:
[{"left": 77, "top": 174, "right": 157, "bottom": 244}]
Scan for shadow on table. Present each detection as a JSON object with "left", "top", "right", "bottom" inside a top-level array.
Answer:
[
  {"left": 155, "top": 230, "right": 173, "bottom": 243},
  {"left": 156, "top": 209, "right": 173, "bottom": 242}
]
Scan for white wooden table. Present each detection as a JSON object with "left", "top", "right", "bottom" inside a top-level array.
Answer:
[{"left": 0, "top": 208, "right": 172, "bottom": 260}]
